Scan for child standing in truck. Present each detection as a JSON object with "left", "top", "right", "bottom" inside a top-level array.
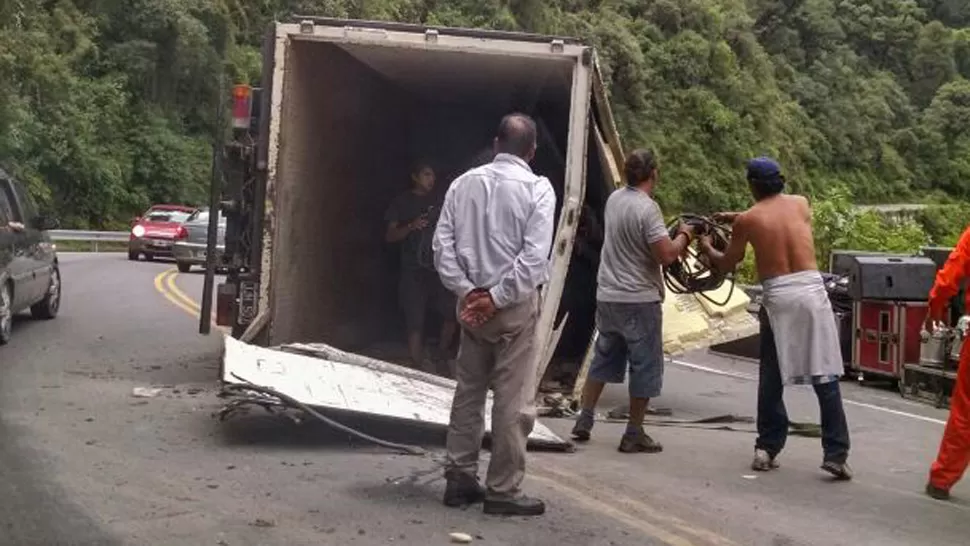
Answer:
[{"left": 384, "top": 162, "right": 458, "bottom": 373}]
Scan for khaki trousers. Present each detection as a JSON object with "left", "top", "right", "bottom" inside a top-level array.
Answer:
[{"left": 445, "top": 293, "right": 540, "bottom": 498}]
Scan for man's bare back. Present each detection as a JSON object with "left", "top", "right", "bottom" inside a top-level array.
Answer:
[{"left": 735, "top": 194, "right": 818, "bottom": 281}]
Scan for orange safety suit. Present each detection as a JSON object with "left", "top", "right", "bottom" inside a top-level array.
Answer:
[{"left": 927, "top": 226, "right": 970, "bottom": 492}]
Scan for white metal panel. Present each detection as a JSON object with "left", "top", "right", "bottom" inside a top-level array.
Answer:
[
  {"left": 533, "top": 56, "right": 593, "bottom": 385},
  {"left": 259, "top": 24, "right": 290, "bottom": 337},
  {"left": 222, "top": 336, "right": 568, "bottom": 448},
  {"left": 279, "top": 22, "right": 588, "bottom": 60}
]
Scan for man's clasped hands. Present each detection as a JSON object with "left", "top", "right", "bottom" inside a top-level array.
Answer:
[{"left": 460, "top": 288, "right": 497, "bottom": 328}]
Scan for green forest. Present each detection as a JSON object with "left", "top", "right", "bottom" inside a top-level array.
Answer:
[{"left": 2, "top": 0, "right": 970, "bottom": 257}]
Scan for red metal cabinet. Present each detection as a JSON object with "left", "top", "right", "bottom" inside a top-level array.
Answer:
[
  {"left": 899, "top": 302, "right": 929, "bottom": 367},
  {"left": 852, "top": 301, "right": 928, "bottom": 378}
]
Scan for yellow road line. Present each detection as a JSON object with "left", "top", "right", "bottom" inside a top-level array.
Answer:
[
  {"left": 164, "top": 269, "right": 202, "bottom": 312},
  {"left": 154, "top": 268, "right": 224, "bottom": 331},
  {"left": 529, "top": 473, "right": 699, "bottom": 546},
  {"left": 154, "top": 269, "right": 200, "bottom": 318},
  {"left": 533, "top": 466, "right": 737, "bottom": 546}
]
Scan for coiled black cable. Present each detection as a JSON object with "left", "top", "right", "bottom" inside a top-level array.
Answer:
[{"left": 662, "top": 214, "right": 737, "bottom": 307}]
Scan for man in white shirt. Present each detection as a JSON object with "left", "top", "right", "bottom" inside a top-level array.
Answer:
[{"left": 433, "top": 113, "right": 556, "bottom": 517}]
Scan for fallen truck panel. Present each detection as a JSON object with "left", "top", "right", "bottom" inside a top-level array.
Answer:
[{"left": 220, "top": 336, "right": 571, "bottom": 450}]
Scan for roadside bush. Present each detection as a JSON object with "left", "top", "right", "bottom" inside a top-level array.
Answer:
[
  {"left": 812, "top": 185, "right": 929, "bottom": 274},
  {"left": 915, "top": 206, "right": 970, "bottom": 247}
]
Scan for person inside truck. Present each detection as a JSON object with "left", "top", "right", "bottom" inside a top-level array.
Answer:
[
  {"left": 924, "top": 224, "right": 970, "bottom": 501},
  {"left": 384, "top": 161, "right": 457, "bottom": 373}
]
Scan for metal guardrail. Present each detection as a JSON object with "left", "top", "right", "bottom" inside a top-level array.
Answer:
[
  {"left": 49, "top": 230, "right": 129, "bottom": 242},
  {"left": 48, "top": 230, "right": 129, "bottom": 251}
]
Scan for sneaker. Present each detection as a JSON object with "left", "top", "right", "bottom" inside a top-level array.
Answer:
[
  {"left": 751, "top": 449, "right": 780, "bottom": 471},
  {"left": 618, "top": 429, "right": 663, "bottom": 453},
  {"left": 925, "top": 482, "right": 951, "bottom": 501},
  {"left": 820, "top": 460, "right": 853, "bottom": 481},
  {"left": 483, "top": 495, "right": 546, "bottom": 516},
  {"left": 443, "top": 472, "right": 486, "bottom": 507},
  {"left": 570, "top": 412, "right": 595, "bottom": 442}
]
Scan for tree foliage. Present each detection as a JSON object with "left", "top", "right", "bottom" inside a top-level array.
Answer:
[{"left": 2, "top": 0, "right": 970, "bottom": 237}]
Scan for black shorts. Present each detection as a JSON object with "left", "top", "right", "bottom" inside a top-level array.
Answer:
[{"left": 399, "top": 268, "right": 456, "bottom": 333}]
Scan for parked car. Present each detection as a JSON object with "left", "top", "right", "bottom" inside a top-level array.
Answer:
[
  {"left": 128, "top": 204, "right": 197, "bottom": 261},
  {"left": 172, "top": 208, "right": 226, "bottom": 273},
  {"left": 0, "top": 168, "right": 61, "bottom": 345}
]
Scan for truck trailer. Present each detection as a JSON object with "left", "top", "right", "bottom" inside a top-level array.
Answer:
[
  {"left": 209, "top": 17, "right": 625, "bottom": 381},
  {"left": 203, "top": 17, "right": 627, "bottom": 447}
]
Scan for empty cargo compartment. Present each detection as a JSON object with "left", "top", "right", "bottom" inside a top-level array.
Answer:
[{"left": 267, "top": 37, "right": 606, "bottom": 374}]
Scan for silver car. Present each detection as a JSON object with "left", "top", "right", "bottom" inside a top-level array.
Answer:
[{"left": 172, "top": 208, "right": 226, "bottom": 273}]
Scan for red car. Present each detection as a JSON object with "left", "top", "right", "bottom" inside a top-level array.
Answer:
[{"left": 128, "top": 204, "right": 198, "bottom": 261}]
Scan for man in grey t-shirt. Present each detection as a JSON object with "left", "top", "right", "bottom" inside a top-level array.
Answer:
[{"left": 571, "top": 149, "right": 694, "bottom": 453}]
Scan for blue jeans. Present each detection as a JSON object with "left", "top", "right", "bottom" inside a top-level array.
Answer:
[
  {"left": 588, "top": 301, "right": 664, "bottom": 399},
  {"left": 756, "top": 309, "right": 850, "bottom": 463}
]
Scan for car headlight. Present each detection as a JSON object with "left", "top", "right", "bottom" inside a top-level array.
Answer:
[{"left": 132, "top": 225, "right": 146, "bottom": 238}]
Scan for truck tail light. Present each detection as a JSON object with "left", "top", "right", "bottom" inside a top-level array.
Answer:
[{"left": 231, "top": 85, "right": 252, "bottom": 130}]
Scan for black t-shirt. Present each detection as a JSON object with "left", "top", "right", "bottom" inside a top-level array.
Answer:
[{"left": 384, "top": 191, "right": 441, "bottom": 271}]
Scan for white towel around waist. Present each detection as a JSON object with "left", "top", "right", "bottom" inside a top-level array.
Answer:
[{"left": 761, "top": 270, "right": 844, "bottom": 385}]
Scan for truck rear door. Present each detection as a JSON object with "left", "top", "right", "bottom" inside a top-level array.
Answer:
[{"left": 533, "top": 54, "right": 627, "bottom": 385}]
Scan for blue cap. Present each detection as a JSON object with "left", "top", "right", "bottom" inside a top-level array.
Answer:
[{"left": 747, "top": 157, "right": 782, "bottom": 180}]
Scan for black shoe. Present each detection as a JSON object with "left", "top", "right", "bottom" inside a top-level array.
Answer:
[
  {"left": 571, "top": 413, "right": 594, "bottom": 442},
  {"left": 751, "top": 449, "right": 780, "bottom": 471},
  {"left": 926, "top": 482, "right": 951, "bottom": 501},
  {"left": 820, "top": 461, "right": 853, "bottom": 481},
  {"left": 443, "top": 472, "right": 486, "bottom": 507},
  {"left": 618, "top": 429, "right": 663, "bottom": 453},
  {"left": 483, "top": 495, "right": 546, "bottom": 516}
]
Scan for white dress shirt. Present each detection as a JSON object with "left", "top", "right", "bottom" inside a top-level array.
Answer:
[{"left": 433, "top": 153, "right": 557, "bottom": 309}]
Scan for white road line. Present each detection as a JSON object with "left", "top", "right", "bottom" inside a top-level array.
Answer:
[
  {"left": 668, "top": 359, "right": 947, "bottom": 426},
  {"left": 669, "top": 359, "right": 756, "bottom": 382},
  {"left": 841, "top": 400, "right": 946, "bottom": 425}
]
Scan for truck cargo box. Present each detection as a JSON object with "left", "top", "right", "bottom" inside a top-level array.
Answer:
[{"left": 237, "top": 18, "right": 624, "bottom": 382}]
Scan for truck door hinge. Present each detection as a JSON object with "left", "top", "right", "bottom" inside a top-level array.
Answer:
[
  {"left": 299, "top": 20, "right": 314, "bottom": 34},
  {"left": 550, "top": 39, "right": 565, "bottom": 54}
]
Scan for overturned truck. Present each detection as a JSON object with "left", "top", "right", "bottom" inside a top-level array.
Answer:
[{"left": 202, "top": 17, "right": 743, "bottom": 449}]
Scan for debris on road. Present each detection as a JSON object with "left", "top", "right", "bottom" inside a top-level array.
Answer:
[
  {"left": 449, "top": 532, "right": 474, "bottom": 544},
  {"left": 607, "top": 406, "right": 674, "bottom": 419},
  {"left": 249, "top": 518, "right": 276, "bottom": 528},
  {"left": 217, "top": 336, "right": 571, "bottom": 452},
  {"left": 537, "top": 392, "right": 574, "bottom": 418},
  {"left": 132, "top": 387, "right": 162, "bottom": 398}
]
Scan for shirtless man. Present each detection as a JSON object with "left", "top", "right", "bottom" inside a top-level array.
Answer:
[{"left": 699, "top": 157, "right": 852, "bottom": 480}]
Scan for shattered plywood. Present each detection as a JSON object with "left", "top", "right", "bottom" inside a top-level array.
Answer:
[{"left": 662, "top": 262, "right": 756, "bottom": 355}]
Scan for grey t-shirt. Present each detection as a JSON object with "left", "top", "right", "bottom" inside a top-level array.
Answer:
[{"left": 596, "top": 187, "right": 669, "bottom": 303}]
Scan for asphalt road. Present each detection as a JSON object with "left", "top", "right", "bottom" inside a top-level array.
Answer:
[{"left": 1, "top": 252, "right": 968, "bottom": 545}]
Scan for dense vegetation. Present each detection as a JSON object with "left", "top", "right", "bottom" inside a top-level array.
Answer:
[{"left": 1, "top": 0, "right": 969, "bottom": 259}]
